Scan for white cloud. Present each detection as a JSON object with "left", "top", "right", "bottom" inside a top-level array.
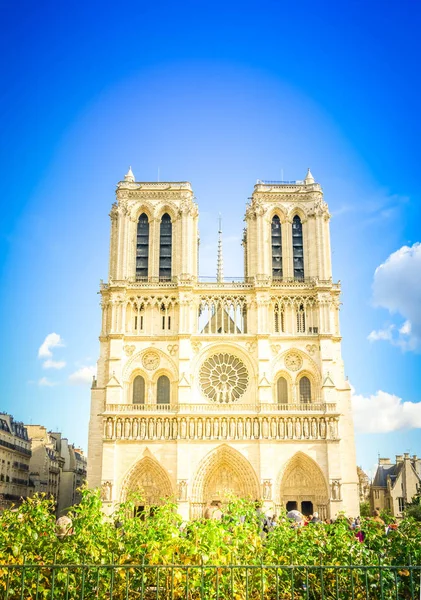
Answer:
[
  {"left": 38, "top": 377, "right": 58, "bottom": 387},
  {"left": 42, "top": 359, "right": 66, "bottom": 370},
  {"left": 352, "top": 388, "right": 421, "bottom": 433},
  {"left": 370, "top": 243, "right": 421, "bottom": 351},
  {"left": 38, "top": 333, "right": 65, "bottom": 358},
  {"left": 367, "top": 325, "right": 394, "bottom": 342},
  {"left": 68, "top": 366, "right": 96, "bottom": 385}
]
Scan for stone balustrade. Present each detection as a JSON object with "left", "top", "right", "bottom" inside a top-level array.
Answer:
[{"left": 104, "top": 402, "right": 336, "bottom": 414}]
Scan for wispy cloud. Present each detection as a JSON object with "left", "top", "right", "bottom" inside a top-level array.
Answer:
[
  {"left": 38, "top": 333, "right": 65, "bottom": 358},
  {"left": 352, "top": 387, "right": 421, "bottom": 433},
  {"left": 43, "top": 359, "right": 66, "bottom": 370},
  {"left": 68, "top": 366, "right": 96, "bottom": 385},
  {"left": 38, "top": 377, "right": 58, "bottom": 387}
]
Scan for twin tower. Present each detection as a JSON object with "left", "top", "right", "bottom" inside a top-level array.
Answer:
[{"left": 88, "top": 169, "right": 359, "bottom": 519}]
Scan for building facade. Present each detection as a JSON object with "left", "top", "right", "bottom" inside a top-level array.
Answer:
[
  {"left": 26, "top": 425, "right": 64, "bottom": 508},
  {"left": 50, "top": 433, "right": 88, "bottom": 514},
  {"left": 88, "top": 169, "right": 359, "bottom": 519},
  {"left": 371, "top": 454, "right": 421, "bottom": 517},
  {"left": 0, "top": 414, "right": 32, "bottom": 509}
]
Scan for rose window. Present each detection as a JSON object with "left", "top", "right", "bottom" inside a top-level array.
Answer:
[{"left": 199, "top": 353, "right": 249, "bottom": 403}]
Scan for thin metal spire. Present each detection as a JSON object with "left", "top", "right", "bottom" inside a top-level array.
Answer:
[{"left": 217, "top": 214, "right": 224, "bottom": 283}]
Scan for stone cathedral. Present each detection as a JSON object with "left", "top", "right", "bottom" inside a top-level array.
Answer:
[{"left": 87, "top": 168, "right": 359, "bottom": 519}]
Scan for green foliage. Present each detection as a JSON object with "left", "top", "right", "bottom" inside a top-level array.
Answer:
[
  {"left": 359, "top": 501, "right": 370, "bottom": 517},
  {"left": 0, "top": 489, "right": 420, "bottom": 599}
]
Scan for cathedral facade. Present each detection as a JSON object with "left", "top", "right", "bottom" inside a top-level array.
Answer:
[{"left": 87, "top": 168, "right": 359, "bottom": 519}]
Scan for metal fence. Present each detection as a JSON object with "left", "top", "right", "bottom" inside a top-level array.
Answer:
[{"left": 1, "top": 562, "right": 420, "bottom": 599}]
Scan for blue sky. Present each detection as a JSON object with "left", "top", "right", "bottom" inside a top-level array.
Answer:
[{"left": 1, "top": 1, "right": 420, "bottom": 477}]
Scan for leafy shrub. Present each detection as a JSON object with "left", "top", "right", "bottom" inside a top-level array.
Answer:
[{"left": 0, "top": 489, "right": 420, "bottom": 599}]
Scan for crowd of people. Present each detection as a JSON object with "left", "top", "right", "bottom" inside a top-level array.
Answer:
[{"left": 202, "top": 499, "right": 398, "bottom": 540}]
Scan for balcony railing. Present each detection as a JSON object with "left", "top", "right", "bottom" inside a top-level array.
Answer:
[
  {"left": 104, "top": 402, "right": 336, "bottom": 414},
  {"left": 101, "top": 276, "right": 336, "bottom": 290}
]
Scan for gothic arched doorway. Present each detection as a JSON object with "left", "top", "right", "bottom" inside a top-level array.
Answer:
[
  {"left": 191, "top": 445, "right": 260, "bottom": 518},
  {"left": 279, "top": 452, "right": 329, "bottom": 519},
  {"left": 121, "top": 456, "right": 173, "bottom": 512}
]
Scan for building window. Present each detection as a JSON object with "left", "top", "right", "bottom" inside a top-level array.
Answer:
[
  {"left": 157, "top": 375, "right": 170, "bottom": 404},
  {"left": 299, "top": 376, "right": 311, "bottom": 403},
  {"left": 296, "top": 304, "right": 306, "bottom": 333},
  {"left": 274, "top": 309, "right": 284, "bottom": 333},
  {"left": 133, "top": 376, "right": 145, "bottom": 404},
  {"left": 271, "top": 215, "right": 282, "bottom": 279},
  {"left": 277, "top": 377, "right": 288, "bottom": 404},
  {"left": 136, "top": 213, "right": 149, "bottom": 279},
  {"left": 398, "top": 497, "right": 405, "bottom": 512},
  {"left": 292, "top": 215, "right": 304, "bottom": 279},
  {"left": 159, "top": 214, "right": 172, "bottom": 280},
  {"left": 134, "top": 314, "right": 144, "bottom": 332}
]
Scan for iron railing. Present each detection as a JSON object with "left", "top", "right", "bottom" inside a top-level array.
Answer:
[{"left": 1, "top": 562, "right": 420, "bottom": 599}]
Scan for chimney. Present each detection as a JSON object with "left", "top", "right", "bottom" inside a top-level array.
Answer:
[
  {"left": 396, "top": 455, "right": 404, "bottom": 463},
  {"left": 404, "top": 453, "right": 410, "bottom": 459},
  {"left": 379, "top": 458, "right": 391, "bottom": 465}
]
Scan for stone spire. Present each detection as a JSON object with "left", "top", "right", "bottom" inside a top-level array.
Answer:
[
  {"left": 217, "top": 214, "right": 224, "bottom": 283},
  {"left": 124, "top": 166, "right": 135, "bottom": 182},
  {"left": 304, "top": 168, "right": 315, "bottom": 185}
]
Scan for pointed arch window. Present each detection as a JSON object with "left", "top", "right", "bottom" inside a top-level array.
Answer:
[
  {"left": 159, "top": 214, "right": 172, "bottom": 281},
  {"left": 274, "top": 307, "right": 284, "bottom": 333},
  {"left": 296, "top": 303, "right": 306, "bottom": 333},
  {"left": 271, "top": 215, "right": 282, "bottom": 279},
  {"left": 136, "top": 213, "right": 149, "bottom": 280},
  {"left": 299, "top": 376, "right": 311, "bottom": 403},
  {"left": 157, "top": 375, "right": 170, "bottom": 404},
  {"left": 277, "top": 376, "right": 288, "bottom": 404},
  {"left": 133, "top": 375, "right": 145, "bottom": 404},
  {"left": 292, "top": 215, "right": 304, "bottom": 280}
]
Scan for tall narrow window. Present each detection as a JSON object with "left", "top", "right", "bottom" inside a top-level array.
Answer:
[
  {"left": 299, "top": 376, "right": 311, "bottom": 403},
  {"left": 271, "top": 215, "right": 282, "bottom": 279},
  {"left": 136, "top": 214, "right": 149, "bottom": 280},
  {"left": 133, "top": 375, "right": 145, "bottom": 404},
  {"left": 277, "top": 377, "right": 288, "bottom": 404},
  {"left": 296, "top": 304, "right": 306, "bottom": 333},
  {"left": 159, "top": 214, "right": 172, "bottom": 280},
  {"left": 157, "top": 375, "right": 170, "bottom": 404},
  {"left": 274, "top": 308, "right": 284, "bottom": 333},
  {"left": 292, "top": 215, "right": 304, "bottom": 280}
]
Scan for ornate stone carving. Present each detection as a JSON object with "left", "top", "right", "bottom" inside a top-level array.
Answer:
[
  {"left": 192, "top": 341, "right": 202, "bottom": 354},
  {"left": 103, "top": 415, "right": 338, "bottom": 442},
  {"left": 331, "top": 479, "right": 341, "bottom": 501},
  {"left": 306, "top": 344, "right": 318, "bottom": 355},
  {"left": 199, "top": 353, "right": 249, "bottom": 403},
  {"left": 177, "top": 479, "right": 188, "bottom": 501},
  {"left": 101, "top": 481, "right": 112, "bottom": 502},
  {"left": 262, "top": 480, "right": 272, "bottom": 500},
  {"left": 142, "top": 351, "right": 160, "bottom": 371},
  {"left": 167, "top": 344, "right": 178, "bottom": 356},
  {"left": 124, "top": 345, "right": 136, "bottom": 356},
  {"left": 284, "top": 352, "right": 303, "bottom": 371}
]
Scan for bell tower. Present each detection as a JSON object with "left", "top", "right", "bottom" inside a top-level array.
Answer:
[
  {"left": 108, "top": 168, "right": 199, "bottom": 283},
  {"left": 244, "top": 169, "right": 332, "bottom": 282}
]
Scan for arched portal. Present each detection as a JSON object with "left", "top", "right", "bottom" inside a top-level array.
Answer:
[
  {"left": 191, "top": 445, "right": 260, "bottom": 518},
  {"left": 121, "top": 457, "right": 173, "bottom": 506},
  {"left": 279, "top": 452, "right": 329, "bottom": 519}
]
